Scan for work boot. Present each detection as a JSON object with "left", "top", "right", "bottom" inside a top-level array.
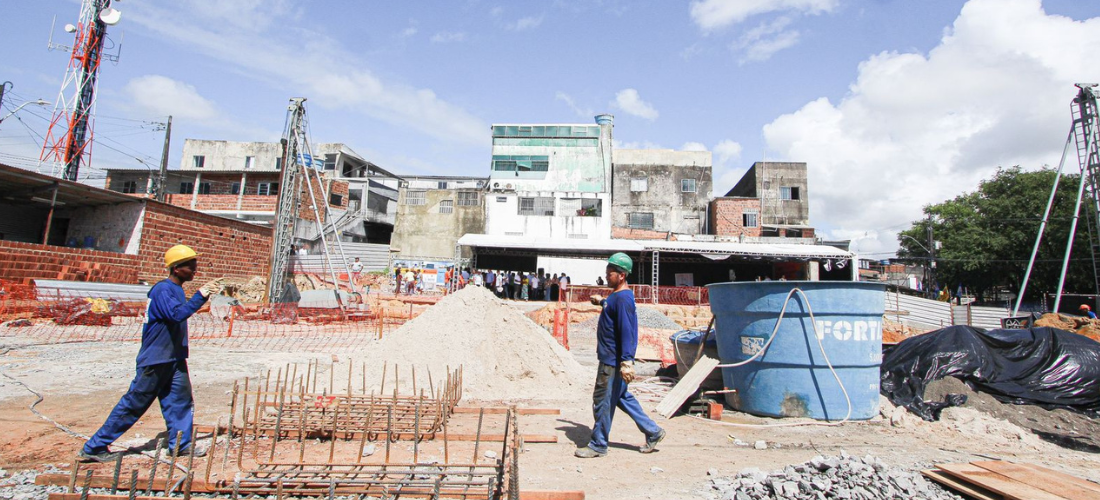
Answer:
[
  {"left": 574, "top": 447, "right": 606, "bottom": 458},
  {"left": 78, "top": 449, "right": 121, "bottom": 463},
  {"left": 640, "top": 429, "right": 666, "bottom": 454}
]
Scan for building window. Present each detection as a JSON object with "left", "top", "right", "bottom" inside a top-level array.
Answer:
[
  {"left": 518, "top": 196, "right": 555, "bottom": 216},
  {"left": 231, "top": 182, "right": 241, "bottom": 195},
  {"left": 439, "top": 200, "right": 454, "bottom": 214},
  {"left": 457, "top": 191, "right": 480, "bottom": 206},
  {"left": 120, "top": 180, "right": 138, "bottom": 194},
  {"left": 404, "top": 190, "right": 427, "bottom": 206},
  {"left": 324, "top": 154, "right": 337, "bottom": 170},
  {"left": 493, "top": 160, "right": 517, "bottom": 171},
  {"left": 560, "top": 198, "right": 601, "bottom": 217},
  {"left": 329, "top": 193, "right": 343, "bottom": 206},
  {"left": 629, "top": 212, "right": 654, "bottom": 230},
  {"left": 492, "top": 155, "right": 550, "bottom": 172},
  {"left": 192, "top": 155, "right": 205, "bottom": 169},
  {"left": 681, "top": 178, "right": 697, "bottom": 193},
  {"left": 275, "top": 157, "right": 283, "bottom": 170},
  {"left": 743, "top": 211, "right": 759, "bottom": 228},
  {"left": 780, "top": 186, "right": 801, "bottom": 200},
  {"left": 496, "top": 196, "right": 507, "bottom": 203},
  {"left": 197, "top": 182, "right": 211, "bottom": 195},
  {"left": 630, "top": 177, "right": 648, "bottom": 192},
  {"left": 244, "top": 156, "right": 255, "bottom": 169},
  {"left": 437, "top": 181, "right": 448, "bottom": 189},
  {"left": 258, "top": 182, "right": 279, "bottom": 196},
  {"left": 180, "top": 182, "right": 194, "bottom": 194}
]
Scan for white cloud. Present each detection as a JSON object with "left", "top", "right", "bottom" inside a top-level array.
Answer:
[
  {"left": 759, "top": 0, "right": 1100, "bottom": 256},
  {"left": 508, "top": 15, "right": 544, "bottom": 31},
  {"left": 555, "top": 91, "right": 593, "bottom": 119},
  {"left": 122, "top": 75, "right": 218, "bottom": 121},
  {"left": 681, "top": 142, "right": 708, "bottom": 151},
  {"left": 690, "top": 0, "right": 837, "bottom": 31},
  {"left": 401, "top": 20, "right": 419, "bottom": 37},
  {"left": 713, "top": 139, "right": 743, "bottom": 165},
  {"left": 612, "top": 89, "right": 659, "bottom": 121},
  {"left": 430, "top": 31, "right": 467, "bottom": 43},
  {"left": 710, "top": 140, "right": 745, "bottom": 196},
  {"left": 732, "top": 17, "right": 800, "bottom": 63},
  {"left": 123, "top": 4, "right": 486, "bottom": 145}
]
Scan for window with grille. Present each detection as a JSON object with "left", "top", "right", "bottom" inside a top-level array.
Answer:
[
  {"left": 629, "top": 212, "right": 654, "bottom": 229},
  {"left": 631, "top": 178, "right": 648, "bottom": 192},
  {"left": 404, "top": 190, "right": 427, "bottom": 206},
  {"left": 780, "top": 186, "right": 800, "bottom": 200},
  {"left": 457, "top": 192, "right": 480, "bottom": 206},
  {"left": 681, "top": 178, "right": 697, "bottom": 193},
  {"left": 192, "top": 155, "right": 205, "bottom": 168},
  {"left": 743, "top": 211, "right": 759, "bottom": 228},
  {"left": 121, "top": 180, "right": 138, "bottom": 194},
  {"left": 198, "top": 182, "right": 211, "bottom": 195},
  {"left": 258, "top": 182, "right": 279, "bottom": 196},
  {"left": 439, "top": 200, "right": 454, "bottom": 214},
  {"left": 180, "top": 182, "right": 194, "bottom": 194},
  {"left": 559, "top": 198, "right": 581, "bottom": 214},
  {"left": 518, "top": 197, "right": 555, "bottom": 216}
]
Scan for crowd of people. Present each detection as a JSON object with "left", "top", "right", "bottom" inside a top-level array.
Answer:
[{"left": 445, "top": 268, "right": 572, "bottom": 301}]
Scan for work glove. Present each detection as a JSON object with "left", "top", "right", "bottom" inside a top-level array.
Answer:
[
  {"left": 619, "top": 361, "right": 636, "bottom": 384},
  {"left": 590, "top": 294, "right": 604, "bottom": 306},
  {"left": 199, "top": 279, "right": 224, "bottom": 298}
]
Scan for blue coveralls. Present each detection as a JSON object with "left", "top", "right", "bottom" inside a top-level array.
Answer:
[
  {"left": 83, "top": 279, "right": 207, "bottom": 454},
  {"left": 585, "top": 289, "right": 662, "bottom": 454}
]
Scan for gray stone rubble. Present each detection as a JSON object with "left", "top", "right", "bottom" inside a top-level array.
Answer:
[{"left": 699, "top": 453, "right": 962, "bottom": 500}]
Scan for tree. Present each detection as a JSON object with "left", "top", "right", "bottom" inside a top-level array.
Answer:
[{"left": 897, "top": 167, "right": 1096, "bottom": 303}]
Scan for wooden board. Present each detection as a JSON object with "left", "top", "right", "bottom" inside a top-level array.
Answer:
[
  {"left": 922, "top": 469, "right": 1001, "bottom": 500},
  {"left": 971, "top": 461, "right": 1100, "bottom": 500},
  {"left": 655, "top": 355, "right": 720, "bottom": 419},
  {"left": 936, "top": 463, "right": 1067, "bottom": 500}
]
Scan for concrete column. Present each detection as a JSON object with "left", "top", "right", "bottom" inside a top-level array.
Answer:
[
  {"left": 808, "top": 261, "right": 820, "bottom": 281},
  {"left": 190, "top": 172, "right": 201, "bottom": 210},
  {"left": 237, "top": 172, "right": 247, "bottom": 211}
]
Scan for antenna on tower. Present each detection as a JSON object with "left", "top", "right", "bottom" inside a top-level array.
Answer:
[{"left": 40, "top": 0, "right": 124, "bottom": 181}]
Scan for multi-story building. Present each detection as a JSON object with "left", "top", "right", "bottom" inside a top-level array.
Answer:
[
  {"left": 611, "top": 149, "right": 712, "bottom": 239},
  {"left": 710, "top": 161, "right": 815, "bottom": 242},
  {"left": 483, "top": 115, "right": 614, "bottom": 240},
  {"left": 390, "top": 175, "right": 487, "bottom": 262}
]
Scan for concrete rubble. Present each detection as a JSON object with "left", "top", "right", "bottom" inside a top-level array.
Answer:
[{"left": 700, "top": 453, "right": 961, "bottom": 500}]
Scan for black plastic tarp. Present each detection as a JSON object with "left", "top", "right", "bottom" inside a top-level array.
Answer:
[{"left": 880, "top": 325, "right": 1100, "bottom": 420}]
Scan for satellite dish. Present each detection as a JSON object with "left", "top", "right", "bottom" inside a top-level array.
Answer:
[
  {"left": 99, "top": 8, "right": 122, "bottom": 25},
  {"left": 64, "top": 23, "right": 76, "bottom": 33}
]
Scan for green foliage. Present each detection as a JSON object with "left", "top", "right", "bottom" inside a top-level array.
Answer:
[{"left": 898, "top": 167, "right": 1096, "bottom": 301}]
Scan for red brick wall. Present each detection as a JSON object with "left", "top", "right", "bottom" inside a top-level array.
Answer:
[
  {"left": 138, "top": 201, "right": 273, "bottom": 292},
  {"left": 710, "top": 198, "right": 762, "bottom": 237},
  {"left": 612, "top": 227, "right": 676, "bottom": 240},
  {"left": 0, "top": 240, "right": 139, "bottom": 284},
  {"left": 297, "top": 177, "right": 349, "bottom": 223},
  {"left": 166, "top": 194, "right": 277, "bottom": 212}
]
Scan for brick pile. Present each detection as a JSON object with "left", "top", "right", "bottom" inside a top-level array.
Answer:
[{"left": 0, "top": 240, "right": 139, "bottom": 284}]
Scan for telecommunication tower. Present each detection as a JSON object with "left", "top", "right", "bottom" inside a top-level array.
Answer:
[{"left": 40, "top": 0, "right": 122, "bottom": 181}]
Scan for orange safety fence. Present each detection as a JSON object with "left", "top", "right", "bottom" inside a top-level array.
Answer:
[
  {"left": 561, "top": 284, "right": 710, "bottom": 306},
  {"left": 0, "top": 287, "right": 429, "bottom": 352}
]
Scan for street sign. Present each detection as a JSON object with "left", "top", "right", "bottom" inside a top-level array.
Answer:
[{"left": 1000, "top": 316, "right": 1031, "bottom": 329}]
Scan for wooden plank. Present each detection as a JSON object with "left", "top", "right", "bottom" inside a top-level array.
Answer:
[
  {"left": 936, "top": 463, "right": 1067, "bottom": 500},
  {"left": 971, "top": 461, "right": 1100, "bottom": 500},
  {"left": 922, "top": 469, "right": 1002, "bottom": 500},
  {"left": 655, "top": 354, "right": 719, "bottom": 419},
  {"left": 518, "top": 491, "right": 585, "bottom": 500}
]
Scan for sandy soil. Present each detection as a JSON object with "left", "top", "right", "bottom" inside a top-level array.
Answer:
[{"left": 2, "top": 302, "right": 1099, "bottom": 500}]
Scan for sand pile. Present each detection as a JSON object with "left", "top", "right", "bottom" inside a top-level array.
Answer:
[{"left": 371, "top": 286, "right": 587, "bottom": 402}]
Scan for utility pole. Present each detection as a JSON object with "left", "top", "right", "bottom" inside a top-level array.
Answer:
[
  {"left": 0, "top": 82, "right": 11, "bottom": 111},
  {"left": 927, "top": 215, "right": 936, "bottom": 299},
  {"left": 155, "top": 115, "right": 171, "bottom": 201}
]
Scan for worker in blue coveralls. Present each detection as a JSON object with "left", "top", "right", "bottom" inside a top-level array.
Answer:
[
  {"left": 79, "top": 245, "right": 223, "bottom": 462},
  {"left": 575, "top": 253, "right": 666, "bottom": 458}
]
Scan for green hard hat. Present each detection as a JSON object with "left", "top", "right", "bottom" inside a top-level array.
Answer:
[{"left": 608, "top": 252, "right": 633, "bottom": 274}]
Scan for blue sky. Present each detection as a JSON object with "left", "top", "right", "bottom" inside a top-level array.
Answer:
[{"left": 2, "top": 0, "right": 1099, "bottom": 257}]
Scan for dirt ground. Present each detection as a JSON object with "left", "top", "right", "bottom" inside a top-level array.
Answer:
[{"left": 2, "top": 302, "right": 1100, "bottom": 500}]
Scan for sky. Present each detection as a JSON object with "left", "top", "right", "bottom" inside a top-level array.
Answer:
[{"left": 2, "top": 0, "right": 1100, "bottom": 259}]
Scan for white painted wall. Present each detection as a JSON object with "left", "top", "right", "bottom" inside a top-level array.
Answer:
[
  {"left": 485, "top": 192, "right": 612, "bottom": 240},
  {"left": 537, "top": 256, "right": 609, "bottom": 286}
]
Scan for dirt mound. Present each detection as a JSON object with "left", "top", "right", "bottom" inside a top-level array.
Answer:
[
  {"left": 1034, "top": 313, "right": 1100, "bottom": 342},
  {"left": 371, "top": 286, "right": 586, "bottom": 402}
]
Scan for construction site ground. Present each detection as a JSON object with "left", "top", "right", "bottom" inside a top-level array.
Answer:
[{"left": 2, "top": 294, "right": 1099, "bottom": 499}]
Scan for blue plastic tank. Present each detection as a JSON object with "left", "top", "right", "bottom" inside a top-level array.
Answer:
[{"left": 706, "top": 281, "right": 885, "bottom": 420}]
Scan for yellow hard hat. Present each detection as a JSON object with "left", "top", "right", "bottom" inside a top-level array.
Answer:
[{"left": 164, "top": 244, "right": 198, "bottom": 269}]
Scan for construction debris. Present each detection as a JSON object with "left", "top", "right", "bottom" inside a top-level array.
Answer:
[
  {"left": 924, "top": 460, "right": 1100, "bottom": 500},
  {"left": 701, "top": 453, "right": 960, "bottom": 500}
]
